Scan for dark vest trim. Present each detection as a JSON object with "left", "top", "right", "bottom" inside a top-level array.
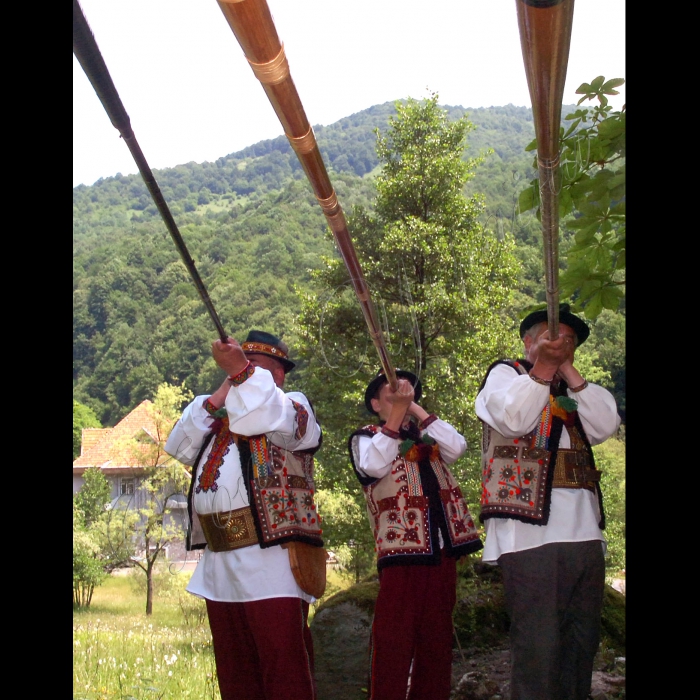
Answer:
[
  {"left": 186, "top": 431, "right": 215, "bottom": 551},
  {"left": 348, "top": 427, "right": 381, "bottom": 487}
]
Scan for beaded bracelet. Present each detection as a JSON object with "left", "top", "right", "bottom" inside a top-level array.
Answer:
[
  {"left": 569, "top": 379, "right": 589, "bottom": 393},
  {"left": 529, "top": 373, "right": 552, "bottom": 386},
  {"left": 228, "top": 361, "right": 255, "bottom": 386},
  {"left": 204, "top": 398, "right": 219, "bottom": 416},
  {"left": 380, "top": 426, "right": 401, "bottom": 440},
  {"left": 420, "top": 414, "right": 438, "bottom": 429}
]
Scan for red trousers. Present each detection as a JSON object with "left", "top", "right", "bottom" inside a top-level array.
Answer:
[
  {"left": 369, "top": 554, "right": 457, "bottom": 700},
  {"left": 205, "top": 597, "right": 316, "bottom": 700}
]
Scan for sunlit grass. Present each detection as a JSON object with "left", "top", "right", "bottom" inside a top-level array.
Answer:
[
  {"left": 73, "top": 570, "right": 220, "bottom": 700},
  {"left": 74, "top": 564, "right": 356, "bottom": 699}
]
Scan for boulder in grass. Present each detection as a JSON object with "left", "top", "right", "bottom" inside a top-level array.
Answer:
[{"left": 310, "top": 581, "right": 378, "bottom": 700}]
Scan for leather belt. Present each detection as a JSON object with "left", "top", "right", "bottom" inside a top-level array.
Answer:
[
  {"left": 551, "top": 449, "right": 600, "bottom": 492},
  {"left": 198, "top": 507, "right": 260, "bottom": 552}
]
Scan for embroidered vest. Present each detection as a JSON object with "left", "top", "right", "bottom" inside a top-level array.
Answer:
[
  {"left": 349, "top": 423, "right": 482, "bottom": 570},
  {"left": 187, "top": 416, "right": 323, "bottom": 551},
  {"left": 478, "top": 359, "right": 604, "bottom": 528}
]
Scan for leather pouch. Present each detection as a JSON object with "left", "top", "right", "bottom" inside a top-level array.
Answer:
[{"left": 282, "top": 541, "right": 327, "bottom": 599}]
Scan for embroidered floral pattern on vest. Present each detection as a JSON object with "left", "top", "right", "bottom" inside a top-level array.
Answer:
[
  {"left": 479, "top": 359, "right": 596, "bottom": 525},
  {"left": 248, "top": 434, "right": 323, "bottom": 544},
  {"left": 377, "top": 459, "right": 429, "bottom": 549},
  {"left": 350, "top": 423, "right": 482, "bottom": 564}
]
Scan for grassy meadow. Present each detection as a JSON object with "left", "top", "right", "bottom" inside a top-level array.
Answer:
[{"left": 73, "top": 565, "right": 355, "bottom": 700}]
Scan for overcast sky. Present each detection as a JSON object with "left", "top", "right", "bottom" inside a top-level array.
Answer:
[{"left": 73, "top": 0, "right": 625, "bottom": 188}]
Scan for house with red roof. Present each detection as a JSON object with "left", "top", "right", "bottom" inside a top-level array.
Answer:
[{"left": 73, "top": 399, "right": 191, "bottom": 562}]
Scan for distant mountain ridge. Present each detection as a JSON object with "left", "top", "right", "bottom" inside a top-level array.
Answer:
[{"left": 73, "top": 102, "right": 552, "bottom": 234}]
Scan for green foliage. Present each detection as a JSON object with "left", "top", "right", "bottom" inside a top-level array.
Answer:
[
  {"left": 128, "top": 562, "right": 190, "bottom": 601},
  {"left": 453, "top": 558, "right": 510, "bottom": 650},
  {"left": 73, "top": 501, "right": 108, "bottom": 609},
  {"left": 73, "top": 399, "right": 101, "bottom": 459},
  {"left": 518, "top": 77, "right": 625, "bottom": 318},
  {"left": 297, "top": 94, "right": 520, "bottom": 502},
  {"left": 74, "top": 470, "right": 112, "bottom": 607},
  {"left": 570, "top": 345, "right": 612, "bottom": 387},
  {"left": 594, "top": 436, "right": 626, "bottom": 575},
  {"left": 600, "top": 586, "right": 626, "bottom": 654},
  {"left": 74, "top": 466, "right": 111, "bottom": 527},
  {"left": 587, "top": 309, "right": 626, "bottom": 420},
  {"left": 315, "top": 489, "right": 376, "bottom": 583},
  {"left": 73, "top": 101, "right": 624, "bottom": 429}
]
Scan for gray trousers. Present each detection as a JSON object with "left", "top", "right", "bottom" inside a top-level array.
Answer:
[{"left": 499, "top": 540, "right": 605, "bottom": 700}]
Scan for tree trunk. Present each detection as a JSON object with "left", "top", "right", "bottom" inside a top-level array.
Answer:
[{"left": 146, "top": 566, "right": 154, "bottom": 616}]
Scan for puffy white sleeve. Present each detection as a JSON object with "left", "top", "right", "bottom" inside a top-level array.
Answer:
[
  {"left": 475, "top": 363, "right": 551, "bottom": 437},
  {"left": 567, "top": 383, "right": 621, "bottom": 445},
  {"left": 355, "top": 432, "right": 400, "bottom": 480},
  {"left": 475, "top": 362, "right": 621, "bottom": 444},
  {"left": 422, "top": 417, "right": 467, "bottom": 465},
  {"left": 164, "top": 396, "right": 216, "bottom": 466},
  {"left": 225, "top": 367, "right": 321, "bottom": 452},
  {"left": 355, "top": 417, "right": 466, "bottom": 479}
]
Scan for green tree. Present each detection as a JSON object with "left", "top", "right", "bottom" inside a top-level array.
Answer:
[
  {"left": 73, "top": 468, "right": 112, "bottom": 607},
  {"left": 593, "top": 436, "right": 626, "bottom": 576},
  {"left": 73, "top": 502, "right": 108, "bottom": 609},
  {"left": 519, "top": 77, "right": 625, "bottom": 318},
  {"left": 315, "top": 489, "right": 375, "bottom": 583},
  {"left": 588, "top": 308, "right": 626, "bottom": 420},
  {"left": 102, "top": 383, "right": 193, "bottom": 615},
  {"left": 73, "top": 400, "right": 101, "bottom": 459},
  {"left": 296, "top": 93, "right": 520, "bottom": 522},
  {"left": 74, "top": 466, "right": 111, "bottom": 527}
]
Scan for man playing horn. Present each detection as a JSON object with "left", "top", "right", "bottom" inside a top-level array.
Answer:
[
  {"left": 165, "top": 330, "right": 324, "bottom": 700},
  {"left": 348, "top": 370, "right": 483, "bottom": 700},
  {"left": 475, "top": 304, "right": 621, "bottom": 700}
]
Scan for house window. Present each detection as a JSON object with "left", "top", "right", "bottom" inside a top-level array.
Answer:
[{"left": 121, "top": 478, "right": 135, "bottom": 496}]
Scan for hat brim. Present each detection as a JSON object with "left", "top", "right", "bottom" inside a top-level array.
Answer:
[
  {"left": 519, "top": 309, "right": 590, "bottom": 346},
  {"left": 364, "top": 370, "right": 422, "bottom": 415},
  {"left": 244, "top": 351, "right": 296, "bottom": 373}
]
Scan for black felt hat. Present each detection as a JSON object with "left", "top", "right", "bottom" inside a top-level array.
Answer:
[
  {"left": 241, "top": 330, "right": 296, "bottom": 373},
  {"left": 519, "top": 303, "right": 590, "bottom": 346},
  {"left": 364, "top": 369, "right": 423, "bottom": 415}
]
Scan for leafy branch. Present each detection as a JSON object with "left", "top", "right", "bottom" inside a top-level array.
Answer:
[{"left": 518, "top": 77, "right": 625, "bottom": 319}]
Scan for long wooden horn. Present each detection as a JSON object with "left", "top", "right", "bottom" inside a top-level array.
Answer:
[
  {"left": 73, "top": 0, "right": 229, "bottom": 342},
  {"left": 516, "top": 0, "right": 576, "bottom": 339},
  {"left": 215, "top": 0, "right": 397, "bottom": 389}
]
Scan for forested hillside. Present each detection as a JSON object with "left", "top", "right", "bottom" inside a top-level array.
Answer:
[{"left": 73, "top": 101, "right": 625, "bottom": 429}]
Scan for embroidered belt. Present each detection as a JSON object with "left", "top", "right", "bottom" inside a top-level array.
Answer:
[
  {"left": 551, "top": 449, "right": 601, "bottom": 491},
  {"left": 198, "top": 507, "right": 259, "bottom": 552}
]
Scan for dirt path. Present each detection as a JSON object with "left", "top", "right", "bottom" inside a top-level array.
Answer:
[{"left": 449, "top": 644, "right": 626, "bottom": 699}]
